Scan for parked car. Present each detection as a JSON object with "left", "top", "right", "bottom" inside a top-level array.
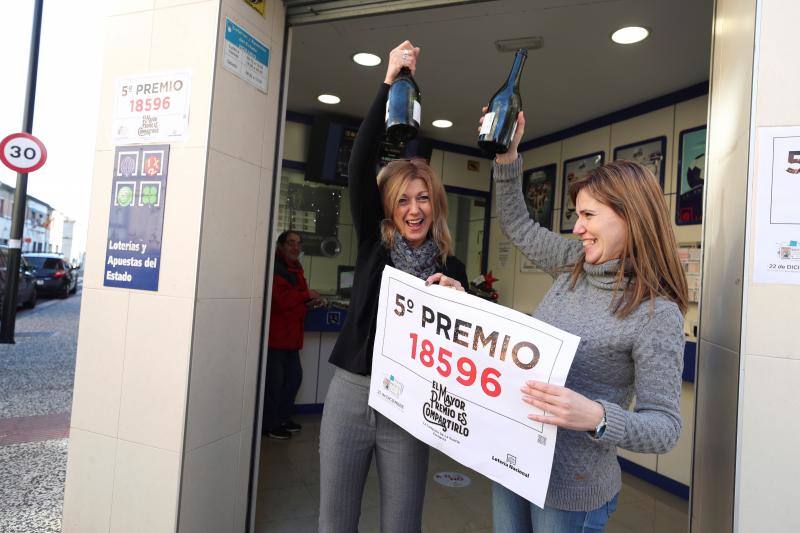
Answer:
[
  {"left": 23, "top": 252, "right": 78, "bottom": 298},
  {"left": 0, "top": 246, "right": 38, "bottom": 310}
]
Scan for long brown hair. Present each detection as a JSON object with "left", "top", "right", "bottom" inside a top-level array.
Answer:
[
  {"left": 568, "top": 160, "right": 688, "bottom": 316},
  {"left": 377, "top": 158, "right": 452, "bottom": 262}
]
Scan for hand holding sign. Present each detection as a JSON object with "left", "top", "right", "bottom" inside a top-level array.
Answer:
[{"left": 521, "top": 381, "right": 605, "bottom": 431}]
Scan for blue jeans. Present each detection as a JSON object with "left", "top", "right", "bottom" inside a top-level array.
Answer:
[{"left": 492, "top": 482, "right": 618, "bottom": 533}]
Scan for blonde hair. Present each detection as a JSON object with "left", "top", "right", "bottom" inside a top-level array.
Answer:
[
  {"left": 568, "top": 160, "right": 688, "bottom": 317},
  {"left": 377, "top": 158, "right": 452, "bottom": 262}
]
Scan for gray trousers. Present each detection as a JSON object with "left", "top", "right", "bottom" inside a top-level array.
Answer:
[{"left": 319, "top": 368, "right": 429, "bottom": 533}]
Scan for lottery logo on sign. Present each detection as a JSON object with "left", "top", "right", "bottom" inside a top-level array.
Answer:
[
  {"left": 115, "top": 182, "right": 136, "bottom": 207},
  {"left": 116, "top": 151, "right": 139, "bottom": 177},
  {"left": 142, "top": 150, "right": 165, "bottom": 176}
]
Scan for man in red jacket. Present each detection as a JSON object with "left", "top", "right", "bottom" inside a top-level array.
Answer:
[{"left": 263, "top": 230, "right": 320, "bottom": 439}]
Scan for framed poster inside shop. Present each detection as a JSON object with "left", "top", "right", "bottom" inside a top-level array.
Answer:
[
  {"left": 676, "top": 126, "right": 706, "bottom": 225},
  {"left": 522, "top": 164, "right": 557, "bottom": 231},
  {"left": 560, "top": 152, "right": 604, "bottom": 233},
  {"left": 613, "top": 136, "right": 667, "bottom": 190}
]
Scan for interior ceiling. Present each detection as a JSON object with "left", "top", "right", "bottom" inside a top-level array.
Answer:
[{"left": 287, "top": 0, "right": 713, "bottom": 148}]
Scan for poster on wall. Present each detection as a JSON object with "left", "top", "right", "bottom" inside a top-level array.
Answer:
[
  {"left": 560, "top": 152, "right": 604, "bottom": 233},
  {"left": 522, "top": 164, "right": 556, "bottom": 231},
  {"left": 242, "top": 0, "right": 265, "bottom": 16},
  {"left": 753, "top": 127, "right": 800, "bottom": 285},
  {"left": 112, "top": 72, "right": 191, "bottom": 145},
  {"left": 223, "top": 17, "right": 269, "bottom": 93},
  {"left": 368, "top": 266, "right": 579, "bottom": 508},
  {"left": 676, "top": 126, "right": 706, "bottom": 225},
  {"left": 613, "top": 136, "right": 667, "bottom": 189},
  {"left": 103, "top": 145, "right": 170, "bottom": 291}
]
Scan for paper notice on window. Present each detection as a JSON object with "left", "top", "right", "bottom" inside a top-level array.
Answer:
[
  {"left": 753, "top": 127, "right": 800, "bottom": 284},
  {"left": 368, "top": 266, "right": 579, "bottom": 508}
]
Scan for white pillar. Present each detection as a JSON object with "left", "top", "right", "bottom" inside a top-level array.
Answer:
[{"left": 62, "top": 1, "right": 286, "bottom": 531}]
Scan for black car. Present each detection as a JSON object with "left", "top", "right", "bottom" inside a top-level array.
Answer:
[
  {"left": 23, "top": 253, "right": 78, "bottom": 298},
  {"left": 0, "top": 247, "right": 38, "bottom": 310}
]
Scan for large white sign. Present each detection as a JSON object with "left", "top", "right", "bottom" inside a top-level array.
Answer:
[
  {"left": 368, "top": 266, "right": 579, "bottom": 508},
  {"left": 112, "top": 71, "right": 191, "bottom": 144},
  {"left": 754, "top": 127, "right": 800, "bottom": 284}
]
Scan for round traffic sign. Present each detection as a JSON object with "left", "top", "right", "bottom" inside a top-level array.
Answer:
[{"left": 0, "top": 132, "right": 47, "bottom": 174}]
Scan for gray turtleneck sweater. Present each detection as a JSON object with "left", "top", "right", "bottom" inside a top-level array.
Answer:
[{"left": 494, "top": 156, "right": 685, "bottom": 512}]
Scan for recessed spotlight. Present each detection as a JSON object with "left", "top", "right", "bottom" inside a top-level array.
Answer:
[
  {"left": 317, "top": 94, "right": 341, "bottom": 105},
  {"left": 352, "top": 52, "right": 381, "bottom": 67},
  {"left": 432, "top": 119, "right": 453, "bottom": 128},
  {"left": 611, "top": 26, "right": 649, "bottom": 45}
]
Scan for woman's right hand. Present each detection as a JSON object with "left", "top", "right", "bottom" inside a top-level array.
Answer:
[
  {"left": 478, "top": 108, "right": 525, "bottom": 164},
  {"left": 384, "top": 40, "right": 420, "bottom": 85}
]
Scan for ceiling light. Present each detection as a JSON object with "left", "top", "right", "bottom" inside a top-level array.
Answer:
[
  {"left": 317, "top": 94, "right": 341, "bottom": 104},
  {"left": 432, "top": 119, "right": 453, "bottom": 128},
  {"left": 611, "top": 26, "right": 649, "bottom": 45},
  {"left": 352, "top": 52, "right": 381, "bottom": 67}
]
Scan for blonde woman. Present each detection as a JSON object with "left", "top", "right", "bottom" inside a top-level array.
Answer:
[
  {"left": 319, "top": 41, "right": 468, "bottom": 533},
  {"left": 486, "top": 111, "right": 687, "bottom": 532}
]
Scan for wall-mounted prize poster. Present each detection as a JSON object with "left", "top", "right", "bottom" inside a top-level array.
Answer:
[
  {"left": 613, "top": 136, "right": 667, "bottom": 189},
  {"left": 522, "top": 164, "right": 557, "bottom": 230},
  {"left": 560, "top": 152, "right": 604, "bottom": 233},
  {"left": 676, "top": 126, "right": 706, "bottom": 225}
]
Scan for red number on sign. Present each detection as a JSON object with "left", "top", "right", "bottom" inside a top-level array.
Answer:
[
  {"left": 162, "top": 96, "right": 171, "bottom": 110},
  {"left": 409, "top": 332, "right": 418, "bottom": 359},
  {"left": 436, "top": 347, "right": 452, "bottom": 377},
  {"left": 456, "top": 357, "right": 477, "bottom": 386},
  {"left": 135, "top": 100, "right": 144, "bottom": 112},
  {"left": 153, "top": 97, "right": 162, "bottom": 111},
  {"left": 420, "top": 340, "right": 435, "bottom": 368},
  {"left": 481, "top": 367, "right": 502, "bottom": 397}
]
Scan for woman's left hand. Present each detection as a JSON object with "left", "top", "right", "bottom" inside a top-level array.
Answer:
[
  {"left": 521, "top": 381, "right": 605, "bottom": 431},
  {"left": 425, "top": 273, "right": 464, "bottom": 291}
]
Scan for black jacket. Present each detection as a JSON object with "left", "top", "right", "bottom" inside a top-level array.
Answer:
[{"left": 328, "top": 83, "right": 468, "bottom": 375}]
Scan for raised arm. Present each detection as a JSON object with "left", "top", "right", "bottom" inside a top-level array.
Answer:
[
  {"left": 348, "top": 83, "right": 390, "bottom": 243},
  {"left": 349, "top": 41, "right": 421, "bottom": 245},
  {"left": 489, "top": 112, "right": 582, "bottom": 273}
]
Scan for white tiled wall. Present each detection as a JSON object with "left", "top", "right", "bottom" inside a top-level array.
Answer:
[{"left": 737, "top": 0, "right": 800, "bottom": 529}]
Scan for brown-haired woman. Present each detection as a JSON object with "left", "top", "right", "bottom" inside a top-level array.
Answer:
[
  {"left": 486, "top": 111, "right": 687, "bottom": 532},
  {"left": 319, "top": 41, "right": 468, "bottom": 533}
]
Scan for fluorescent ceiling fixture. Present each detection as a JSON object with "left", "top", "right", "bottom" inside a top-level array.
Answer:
[
  {"left": 432, "top": 119, "right": 453, "bottom": 128},
  {"left": 611, "top": 26, "right": 649, "bottom": 44},
  {"left": 317, "top": 94, "right": 341, "bottom": 104},
  {"left": 352, "top": 52, "right": 381, "bottom": 67}
]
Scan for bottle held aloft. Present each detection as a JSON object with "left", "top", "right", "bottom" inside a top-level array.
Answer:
[
  {"left": 478, "top": 49, "right": 527, "bottom": 155},
  {"left": 386, "top": 66, "right": 421, "bottom": 143}
]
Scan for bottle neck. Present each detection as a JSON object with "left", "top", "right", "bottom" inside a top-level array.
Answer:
[{"left": 505, "top": 52, "right": 526, "bottom": 88}]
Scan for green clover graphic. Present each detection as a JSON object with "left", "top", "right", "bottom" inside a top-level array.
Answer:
[{"left": 141, "top": 185, "right": 159, "bottom": 206}]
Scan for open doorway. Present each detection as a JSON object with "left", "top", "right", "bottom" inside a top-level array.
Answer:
[{"left": 254, "top": 1, "right": 713, "bottom": 531}]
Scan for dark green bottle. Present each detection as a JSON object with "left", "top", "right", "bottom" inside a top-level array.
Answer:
[
  {"left": 478, "top": 49, "right": 527, "bottom": 155},
  {"left": 385, "top": 66, "right": 421, "bottom": 143}
]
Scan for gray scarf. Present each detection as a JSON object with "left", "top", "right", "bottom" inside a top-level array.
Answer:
[{"left": 390, "top": 236, "right": 439, "bottom": 280}]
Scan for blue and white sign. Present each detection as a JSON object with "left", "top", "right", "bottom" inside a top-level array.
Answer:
[
  {"left": 223, "top": 17, "right": 269, "bottom": 93},
  {"left": 103, "top": 145, "right": 170, "bottom": 291}
]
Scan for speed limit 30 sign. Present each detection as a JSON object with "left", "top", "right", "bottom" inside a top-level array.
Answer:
[{"left": 0, "top": 132, "right": 47, "bottom": 173}]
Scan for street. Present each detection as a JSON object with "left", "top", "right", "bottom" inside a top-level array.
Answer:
[{"left": 0, "top": 288, "right": 81, "bottom": 533}]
